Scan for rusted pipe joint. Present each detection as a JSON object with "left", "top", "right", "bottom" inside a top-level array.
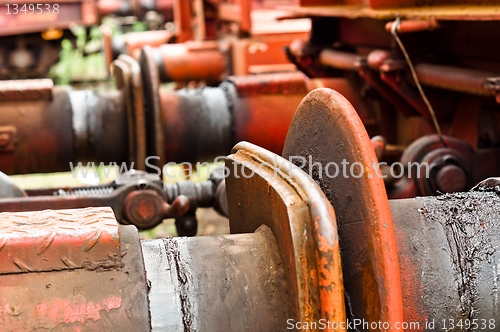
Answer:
[{"left": 385, "top": 18, "right": 439, "bottom": 33}]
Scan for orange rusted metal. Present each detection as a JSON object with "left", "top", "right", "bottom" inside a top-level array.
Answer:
[
  {"left": 229, "top": 72, "right": 308, "bottom": 154},
  {"left": 124, "top": 30, "right": 174, "bottom": 60},
  {"left": 218, "top": 0, "right": 252, "bottom": 33},
  {"left": 230, "top": 31, "right": 307, "bottom": 75},
  {"left": 284, "top": 2, "right": 500, "bottom": 21},
  {"left": 100, "top": 24, "right": 114, "bottom": 75},
  {"left": 153, "top": 41, "right": 227, "bottom": 84},
  {"left": 0, "top": 207, "right": 150, "bottom": 331},
  {"left": 385, "top": 18, "right": 439, "bottom": 33},
  {"left": 0, "top": 79, "right": 53, "bottom": 101},
  {"left": 282, "top": 88, "right": 404, "bottom": 329},
  {"left": 227, "top": 141, "right": 346, "bottom": 329},
  {"left": 113, "top": 55, "right": 147, "bottom": 170},
  {"left": 0, "top": 207, "right": 120, "bottom": 274},
  {"left": 156, "top": 72, "right": 309, "bottom": 162},
  {"left": 173, "top": 0, "right": 194, "bottom": 42},
  {"left": 103, "top": 30, "right": 175, "bottom": 76},
  {"left": 0, "top": 139, "right": 346, "bottom": 330}
]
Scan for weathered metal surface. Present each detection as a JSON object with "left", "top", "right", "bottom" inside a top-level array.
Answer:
[
  {"left": 0, "top": 220, "right": 151, "bottom": 331},
  {"left": 123, "top": 189, "right": 190, "bottom": 229},
  {"left": 100, "top": 24, "right": 114, "bottom": 75},
  {"left": 0, "top": 86, "right": 72, "bottom": 174},
  {"left": 103, "top": 30, "right": 174, "bottom": 75},
  {"left": 141, "top": 239, "right": 185, "bottom": 331},
  {"left": 229, "top": 72, "right": 309, "bottom": 155},
  {"left": 0, "top": 85, "right": 126, "bottom": 174},
  {"left": 379, "top": 71, "right": 432, "bottom": 120},
  {"left": 158, "top": 83, "right": 233, "bottom": 163},
  {"left": 157, "top": 72, "right": 306, "bottom": 162},
  {"left": 173, "top": 0, "right": 193, "bottom": 42},
  {"left": 140, "top": 45, "right": 165, "bottom": 171},
  {"left": 0, "top": 178, "right": 192, "bottom": 230},
  {"left": 230, "top": 37, "right": 295, "bottom": 75},
  {"left": 0, "top": 72, "right": 304, "bottom": 175},
  {"left": 0, "top": 125, "right": 17, "bottom": 154},
  {"left": 0, "top": 130, "right": 343, "bottom": 329},
  {"left": 113, "top": 55, "right": 147, "bottom": 170},
  {"left": 229, "top": 71, "right": 307, "bottom": 94},
  {"left": 70, "top": 88, "right": 129, "bottom": 167},
  {"left": 227, "top": 141, "right": 346, "bottom": 329},
  {"left": 123, "top": 30, "right": 174, "bottom": 60},
  {"left": 0, "top": 79, "right": 53, "bottom": 101},
  {"left": 390, "top": 192, "right": 500, "bottom": 330},
  {"left": 218, "top": 0, "right": 252, "bottom": 33},
  {"left": 388, "top": 134, "right": 500, "bottom": 198},
  {"left": 153, "top": 41, "right": 227, "bottom": 84},
  {"left": 282, "top": 88, "right": 404, "bottom": 329},
  {"left": 416, "top": 63, "right": 500, "bottom": 97},
  {"left": 319, "top": 48, "right": 363, "bottom": 71},
  {"left": 282, "top": 4, "right": 500, "bottom": 21},
  {"left": 385, "top": 18, "right": 439, "bottom": 33},
  {"left": 142, "top": 227, "right": 289, "bottom": 331},
  {"left": 0, "top": 207, "right": 120, "bottom": 274}
]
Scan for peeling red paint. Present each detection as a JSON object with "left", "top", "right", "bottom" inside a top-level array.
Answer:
[{"left": 35, "top": 296, "right": 122, "bottom": 325}]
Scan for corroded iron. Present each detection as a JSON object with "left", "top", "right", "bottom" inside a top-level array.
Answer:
[
  {"left": 282, "top": 88, "right": 404, "bottom": 329},
  {"left": 282, "top": 87, "right": 500, "bottom": 331},
  {"left": 0, "top": 140, "right": 344, "bottom": 331},
  {"left": 227, "top": 141, "right": 346, "bottom": 328},
  {"left": 0, "top": 207, "right": 120, "bottom": 274},
  {"left": 0, "top": 207, "right": 150, "bottom": 331}
]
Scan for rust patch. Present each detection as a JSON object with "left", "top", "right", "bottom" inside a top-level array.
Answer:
[{"left": 0, "top": 207, "right": 121, "bottom": 274}]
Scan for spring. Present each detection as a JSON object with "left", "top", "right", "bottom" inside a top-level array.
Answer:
[{"left": 54, "top": 187, "right": 115, "bottom": 196}]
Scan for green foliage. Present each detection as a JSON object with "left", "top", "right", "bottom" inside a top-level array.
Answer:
[
  {"left": 131, "top": 21, "right": 148, "bottom": 32},
  {"left": 48, "top": 25, "right": 106, "bottom": 85}
]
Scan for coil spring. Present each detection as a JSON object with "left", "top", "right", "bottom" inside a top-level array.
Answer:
[{"left": 54, "top": 187, "right": 115, "bottom": 196}]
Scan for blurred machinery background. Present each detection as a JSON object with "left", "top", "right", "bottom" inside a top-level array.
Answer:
[{"left": 1, "top": 0, "right": 500, "bottom": 330}]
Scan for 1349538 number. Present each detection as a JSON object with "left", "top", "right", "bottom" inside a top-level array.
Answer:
[
  {"left": 441, "top": 319, "right": 496, "bottom": 330},
  {"left": 5, "top": 4, "right": 60, "bottom": 15}
]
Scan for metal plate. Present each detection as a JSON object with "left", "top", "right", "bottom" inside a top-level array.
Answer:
[
  {"left": 0, "top": 207, "right": 120, "bottom": 274},
  {"left": 226, "top": 141, "right": 346, "bottom": 326},
  {"left": 282, "top": 88, "right": 404, "bottom": 327}
]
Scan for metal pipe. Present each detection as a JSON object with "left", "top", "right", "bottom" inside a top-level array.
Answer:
[
  {"left": 390, "top": 194, "right": 500, "bottom": 326},
  {"left": 159, "top": 85, "right": 233, "bottom": 163},
  {"left": 158, "top": 72, "right": 308, "bottom": 162},
  {"left": 415, "top": 63, "right": 499, "bottom": 96},
  {"left": 385, "top": 19, "right": 439, "bottom": 33},
  {"left": 319, "top": 49, "right": 364, "bottom": 71},
  {"left": 142, "top": 227, "right": 289, "bottom": 331},
  {"left": 153, "top": 41, "right": 227, "bottom": 84},
  {"left": 0, "top": 86, "right": 128, "bottom": 175}
]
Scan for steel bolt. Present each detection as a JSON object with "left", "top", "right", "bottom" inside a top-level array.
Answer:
[{"left": 124, "top": 190, "right": 168, "bottom": 229}]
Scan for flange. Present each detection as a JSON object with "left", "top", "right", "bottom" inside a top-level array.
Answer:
[
  {"left": 226, "top": 141, "right": 346, "bottom": 327},
  {"left": 282, "top": 88, "right": 404, "bottom": 329}
]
